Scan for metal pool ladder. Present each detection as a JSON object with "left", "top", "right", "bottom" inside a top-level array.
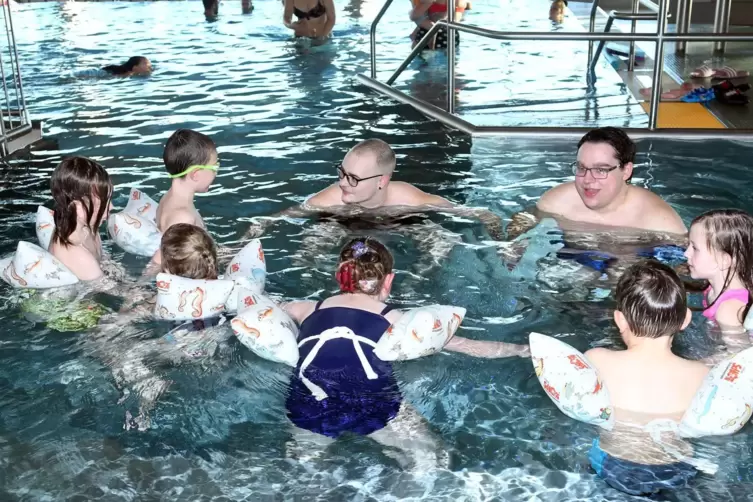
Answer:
[
  {"left": 0, "top": 1, "right": 42, "bottom": 157},
  {"left": 356, "top": 0, "right": 753, "bottom": 139}
]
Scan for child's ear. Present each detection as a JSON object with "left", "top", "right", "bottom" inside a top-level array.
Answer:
[
  {"left": 720, "top": 251, "right": 734, "bottom": 271},
  {"left": 73, "top": 200, "right": 86, "bottom": 222},
  {"left": 681, "top": 308, "right": 692, "bottom": 331},
  {"left": 614, "top": 310, "right": 628, "bottom": 332}
]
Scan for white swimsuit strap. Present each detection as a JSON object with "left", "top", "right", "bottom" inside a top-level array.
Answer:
[{"left": 298, "top": 327, "right": 379, "bottom": 401}]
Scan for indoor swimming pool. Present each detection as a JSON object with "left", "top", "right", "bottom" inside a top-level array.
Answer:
[{"left": 1, "top": 0, "right": 751, "bottom": 500}]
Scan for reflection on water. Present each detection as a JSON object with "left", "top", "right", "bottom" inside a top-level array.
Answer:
[{"left": 2, "top": 0, "right": 753, "bottom": 500}]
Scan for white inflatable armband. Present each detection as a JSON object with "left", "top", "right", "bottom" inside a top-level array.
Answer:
[
  {"left": 0, "top": 241, "right": 79, "bottom": 289},
  {"left": 35, "top": 206, "right": 55, "bottom": 250},
  {"left": 374, "top": 305, "right": 465, "bottom": 361},
  {"left": 680, "top": 346, "right": 753, "bottom": 438},
  {"left": 108, "top": 212, "right": 162, "bottom": 257},
  {"left": 225, "top": 276, "right": 264, "bottom": 313},
  {"left": 529, "top": 332, "right": 614, "bottom": 430},
  {"left": 154, "top": 273, "right": 234, "bottom": 321},
  {"left": 231, "top": 288, "right": 298, "bottom": 367},
  {"left": 225, "top": 239, "right": 266, "bottom": 291},
  {"left": 123, "top": 188, "right": 159, "bottom": 225}
]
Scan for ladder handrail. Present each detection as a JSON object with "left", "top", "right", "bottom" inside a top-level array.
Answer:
[
  {"left": 369, "top": 0, "right": 396, "bottom": 78},
  {"left": 364, "top": 0, "right": 753, "bottom": 133}
]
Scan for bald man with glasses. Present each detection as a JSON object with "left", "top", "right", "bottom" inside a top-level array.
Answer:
[
  {"left": 246, "top": 139, "right": 504, "bottom": 240},
  {"left": 306, "top": 139, "right": 453, "bottom": 209}
]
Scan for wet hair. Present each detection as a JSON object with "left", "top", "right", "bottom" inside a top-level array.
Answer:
[
  {"left": 348, "top": 139, "right": 396, "bottom": 175},
  {"left": 335, "top": 237, "right": 394, "bottom": 295},
  {"left": 691, "top": 209, "right": 753, "bottom": 322},
  {"left": 616, "top": 260, "right": 688, "bottom": 338},
  {"left": 51, "top": 156, "right": 113, "bottom": 247},
  {"left": 577, "top": 127, "right": 636, "bottom": 167},
  {"left": 163, "top": 129, "right": 217, "bottom": 177},
  {"left": 160, "top": 223, "right": 218, "bottom": 280},
  {"left": 102, "top": 56, "right": 149, "bottom": 76}
]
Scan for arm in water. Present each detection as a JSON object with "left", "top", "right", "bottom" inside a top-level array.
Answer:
[
  {"left": 444, "top": 336, "right": 530, "bottom": 358},
  {"left": 244, "top": 203, "right": 320, "bottom": 239}
]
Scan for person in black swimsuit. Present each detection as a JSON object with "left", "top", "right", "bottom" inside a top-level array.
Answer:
[{"left": 283, "top": 0, "right": 336, "bottom": 38}]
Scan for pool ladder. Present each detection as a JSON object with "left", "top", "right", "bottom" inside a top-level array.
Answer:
[
  {"left": 0, "top": 1, "right": 42, "bottom": 158},
  {"left": 357, "top": 0, "right": 753, "bottom": 138}
]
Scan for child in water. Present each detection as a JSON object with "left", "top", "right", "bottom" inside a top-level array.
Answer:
[
  {"left": 49, "top": 157, "right": 114, "bottom": 281},
  {"left": 99, "top": 224, "right": 231, "bottom": 430},
  {"left": 585, "top": 261, "right": 709, "bottom": 497},
  {"left": 149, "top": 129, "right": 218, "bottom": 268},
  {"left": 685, "top": 209, "right": 753, "bottom": 331},
  {"left": 282, "top": 237, "right": 529, "bottom": 466}
]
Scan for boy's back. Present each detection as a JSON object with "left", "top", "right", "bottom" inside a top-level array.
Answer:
[
  {"left": 584, "top": 261, "right": 709, "bottom": 496},
  {"left": 586, "top": 347, "right": 708, "bottom": 417},
  {"left": 156, "top": 190, "right": 204, "bottom": 231}
]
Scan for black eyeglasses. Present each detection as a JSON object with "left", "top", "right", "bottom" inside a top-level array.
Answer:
[
  {"left": 337, "top": 165, "right": 382, "bottom": 187},
  {"left": 570, "top": 162, "right": 621, "bottom": 180}
]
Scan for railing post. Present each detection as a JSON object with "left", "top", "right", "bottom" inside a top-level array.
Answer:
[
  {"left": 648, "top": 0, "right": 668, "bottom": 130},
  {"left": 713, "top": 0, "right": 732, "bottom": 54},
  {"left": 588, "top": 0, "right": 600, "bottom": 65},
  {"left": 369, "top": 0, "right": 395, "bottom": 79},
  {"left": 675, "top": 0, "right": 692, "bottom": 55},
  {"left": 446, "top": 0, "right": 456, "bottom": 114},
  {"left": 628, "top": 0, "right": 639, "bottom": 71}
]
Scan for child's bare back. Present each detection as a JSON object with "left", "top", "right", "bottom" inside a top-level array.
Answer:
[
  {"left": 586, "top": 348, "right": 708, "bottom": 416},
  {"left": 156, "top": 190, "right": 204, "bottom": 231}
]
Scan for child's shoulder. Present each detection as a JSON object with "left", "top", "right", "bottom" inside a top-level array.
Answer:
[{"left": 584, "top": 346, "right": 617, "bottom": 361}]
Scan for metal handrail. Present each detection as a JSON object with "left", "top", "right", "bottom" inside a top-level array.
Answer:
[
  {"left": 0, "top": 2, "right": 30, "bottom": 156},
  {"left": 362, "top": 0, "right": 753, "bottom": 136},
  {"left": 369, "top": 0, "right": 395, "bottom": 78},
  {"left": 588, "top": 11, "right": 660, "bottom": 76}
]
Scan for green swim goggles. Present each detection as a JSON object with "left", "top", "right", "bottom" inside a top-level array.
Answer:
[{"left": 168, "top": 163, "right": 219, "bottom": 179}]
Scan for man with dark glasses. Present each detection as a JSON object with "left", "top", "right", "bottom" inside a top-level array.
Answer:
[
  {"left": 504, "top": 127, "right": 687, "bottom": 277},
  {"left": 509, "top": 127, "right": 686, "bottom": 239},
  {"left": 246, "top": 139, "right": 504, "bottom": 240},
  {"left": 306, "top": 139, "right": 453, "bottom": 209}
]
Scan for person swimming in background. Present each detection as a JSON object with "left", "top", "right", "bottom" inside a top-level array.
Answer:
[
  {"left": 203, "top": 0, "right": 219, "bottom": 18},
  {"left": 282, "top": 237, "right": 529, "bottom": 463},
  {"left": 585, "top": 261, "right": 709, "bottom": 497},
  {"left": 102, "top": 56, "right": 152, "bottom": 77},
  {"left": 685, "top": 209, "right": 753, "bottom": 332},
  {"left": 49, "top": 157, "right": 114, "bottom": 282},
  {"left": 409, "top": 0, "right": 470, "bottom": 50},
  {"left": 549, "top": 0, "right": 566, "bottom": 23},
  {"left": 283, "top": 0, "right": 336, "bottom": 39}
]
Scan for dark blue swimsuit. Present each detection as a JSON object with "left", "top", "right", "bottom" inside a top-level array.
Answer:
[{"left": 285, "top": 301, "right": 402, "bottom": 438}]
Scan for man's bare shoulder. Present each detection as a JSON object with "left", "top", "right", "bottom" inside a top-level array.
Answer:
[
  {"left": 628, "top": 185, "right": 687, "bottom": 234},
  {"left": 388, "top": 181, "right": 453, "bottom": 207},
  {"left": 306, "top": 184, "right": 342, "bottom": 208},
  {"left": 536, "top": 182, "right": 578, "bottom": 214}
]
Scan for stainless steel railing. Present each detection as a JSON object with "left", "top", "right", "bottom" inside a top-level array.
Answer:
[
  {"left": 0, "top": 1, "right": 31, "bottom": 156},
  {"left": 361, "top": 0, "right": 753, "bottom": 137}
]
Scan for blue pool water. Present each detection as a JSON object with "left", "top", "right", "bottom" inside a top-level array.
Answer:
[{"left": 2, "top": 0, "right": 753, "bottom": 500}]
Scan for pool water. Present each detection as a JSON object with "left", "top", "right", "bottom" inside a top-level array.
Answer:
[{"left": 2, "top": 0, "right": 753, "bottom": 500}]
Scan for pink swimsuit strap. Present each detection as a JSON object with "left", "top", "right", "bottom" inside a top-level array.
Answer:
[{"left": 702, "top": 286, "right": 750, "bottom": 320}]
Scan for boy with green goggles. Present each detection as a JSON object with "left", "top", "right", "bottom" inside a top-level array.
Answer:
[{"left": 151, "top": 129, "right": 218, "bottom": 268}]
